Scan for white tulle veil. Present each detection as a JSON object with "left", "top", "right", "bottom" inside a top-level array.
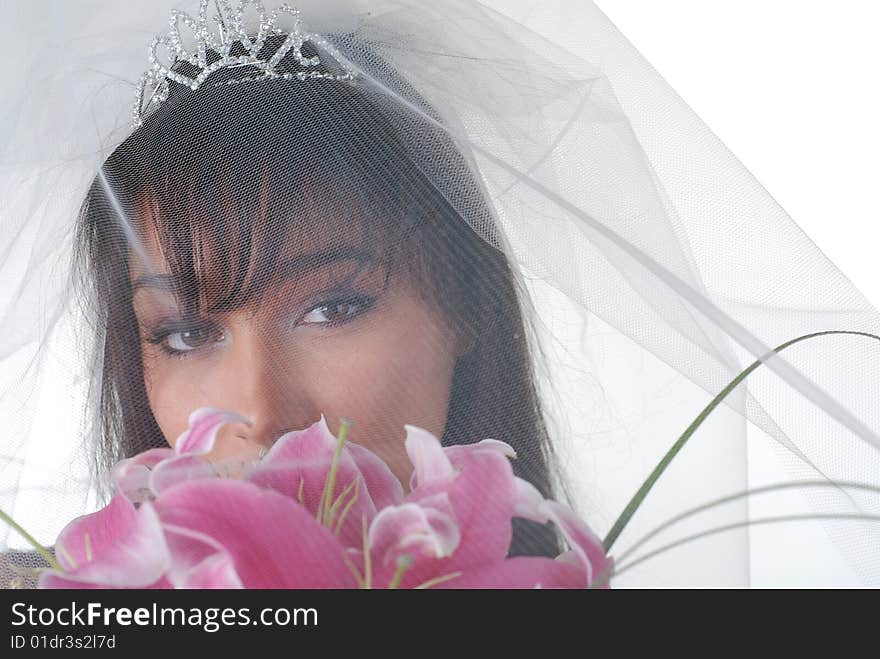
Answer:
[{"left": 1, "top": 0, "right": 878, "bottom": 587}]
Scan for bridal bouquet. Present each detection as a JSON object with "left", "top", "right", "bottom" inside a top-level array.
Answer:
[
  {"left": 4, "top": 330, "right": 871, "bottom": 589},
  {"left": 33, "top": 410, "right": 612, "bottom": 589}
]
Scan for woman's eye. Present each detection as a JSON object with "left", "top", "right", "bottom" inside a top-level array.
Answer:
[
  {"left": 161, "top": 325, "right": 225, "bottom": 353},
  {"left": 301, "top": 295, "right": 375, "bottom": 325}
]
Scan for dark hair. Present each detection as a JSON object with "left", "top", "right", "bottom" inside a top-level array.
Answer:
[{"left": 75, "top": 36, "right": 560, "bottom": 556}]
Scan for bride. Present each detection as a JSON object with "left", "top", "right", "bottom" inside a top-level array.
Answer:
[
  {"left": 1, "top": 0, "right": 878, "bottom": 587},
  {"left": 78, "top": 27, "right": 559, "bottom": 557}
]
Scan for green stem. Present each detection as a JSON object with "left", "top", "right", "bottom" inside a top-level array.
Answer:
[
  {"left": 610, "top": 513, "right": 880, "bottom": 581},
  {"left": 602, "top": 330, "right": 880, "bottom": 553},
  {"left": 319, "top": 417, "right": 351, "bottom": 526},
  {"left": 0, "top": 508, "right": 61, "bottom": 571},
  {"left": 615, "top": 480, "right": 880, "bottom": 568}
]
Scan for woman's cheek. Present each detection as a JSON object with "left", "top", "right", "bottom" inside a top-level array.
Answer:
[
  {"left": 143, "top": 359, "right": 197, "bottom": 447},
  {"left": 312, "top": 301, "right": 455, "bottom": 426},
  {"left": 291, "top": 309, "right": 457, "bottom": 480},
  {"left": 143, "top": 362, "right": 261, "bottom": 465},
  {"left": 142, "top": 350, "right": 234, "bottom": 446}
]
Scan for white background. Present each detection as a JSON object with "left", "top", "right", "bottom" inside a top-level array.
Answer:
[
  {"left": 595, "top": 0, "right": 880, "bottom": 585},
  {"left": 595, "top": 0, "right": 880, "bottom": 310}
]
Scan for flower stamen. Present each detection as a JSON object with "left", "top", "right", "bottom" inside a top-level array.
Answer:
[
  {"left": 414, "top": 571, "right": 463, "bottom": 589},
  {"left": 318, "top": 418, "right": 351, "bottom": 525},
  {"left": 333, "top": 480, "right": 360, "bottom": 537},
  {"left": 326, "top": 478, "right": 358, "bottom": 530},
  {"left": 341, "top": 551, "right": 365, "bottom": 589},
  {"left": 388, "top": 554, "right": 413, "bottom": 589},
  {"left": 56, "top": 542, "right": 77, "bottom": 571},
  {"left": 297, "top": 478, "right": 305, "bottom": 507},
  {"left": 362, "top": 514, "right": 372, "bottom": 589}
]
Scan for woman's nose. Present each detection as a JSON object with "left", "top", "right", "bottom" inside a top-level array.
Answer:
[{"left": 213, "top": 320, "right": 320, "bottom": 450}]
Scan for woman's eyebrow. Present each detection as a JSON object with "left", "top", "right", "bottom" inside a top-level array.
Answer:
[
  {"left": 131, "top": 273, "right": 177, "bottom": 291},
  {"left": 278, "top": 246, "right": 379, "bottom": 277},
  {"left": 132, "top": 246, "right": 379, "bottom": 291}
]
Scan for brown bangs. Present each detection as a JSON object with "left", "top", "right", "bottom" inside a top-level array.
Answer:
[{"left": 133, "top": 156, "right": 412, "bottom": 315}]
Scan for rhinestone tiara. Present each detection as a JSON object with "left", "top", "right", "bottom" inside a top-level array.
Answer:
[{"left": 133, "top": 0, "right": 357, "bottom": 127}]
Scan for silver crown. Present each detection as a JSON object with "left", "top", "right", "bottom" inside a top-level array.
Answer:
[{"left": 133, "top": 0, "right": 357, "bottom": 127}]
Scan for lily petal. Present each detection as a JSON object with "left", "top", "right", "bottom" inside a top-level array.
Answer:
[
  {"left": 150, "top": 454, "right": 218, "bottom": 494},
  {"left": 174, "top": 408, "right": 250, "bottom": 456},
  {"left": 182, "top": 553, "right": 244, "bottom": 589},
  {"left": 444, "top": 439, "right": 517, "bottom": 466},
  {"left": 512, "top": 477, "right": 547, "bottom": 521},
  {"left": 154, "top": 479, "right": 357, "bottom": 588},
  {"left": 404, "top": 424, "right": 456, "bottom": 490},
  {"left": 429, "top": 448, "right": 517, "bottom": 567},
  {"left": 542, "top": 500, "right": 613, "bottom": 588},
  {"left": 509, "top": 479, "right": 612, "bottom": 587},
  {"left": 371, "top": 446, "right": 518, "bottom": 588},
  {"left": 111, "top": 447, "right": 174, "bottom": 502},
  {"left": 247, "top": 416, "right": 402, "bottom": 546},
  {"left": 368, "top": 495, "right": 460, "bottom": 568},
  {"left": 40, "top": 496, "right": 171, "bottom": 588},
  {"left": 342, "top": 440, "right": 405, "bottom": 510},
  {"left": 407, "top": 430, "right": 520, "bottom": 568},
  {"left": 162, "top": 523, "right": 234, "bottom": 587}
]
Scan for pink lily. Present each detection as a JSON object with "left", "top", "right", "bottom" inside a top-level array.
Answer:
[
  {"left": 43, "top": 409, "right": 610, "bottom": 589},
  {"left": 38, "top": 494, "right": 172, "bottom": 589},
  {"left": 247, "top": 415, "right": 404, "bottom": 546},
  {"left": 113, "top": 409, "right": 404, "bottom": 549},
  {"left": 112, "top": 408, "right": 249, "bottom": 502},
  {"left": 153, "top": 479, "right": 358, "bottom": 588},
  {"left": 359, "top": 426, "right": 611, "bottom": 588}
]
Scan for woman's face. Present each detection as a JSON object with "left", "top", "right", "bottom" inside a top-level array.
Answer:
[{"left": 129, "top": 219, "right": 463, "bottom": 485}]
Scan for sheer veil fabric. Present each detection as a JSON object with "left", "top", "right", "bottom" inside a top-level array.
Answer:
[{"left": 1, "top": 0, "right": 878, "bottom": 587}]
